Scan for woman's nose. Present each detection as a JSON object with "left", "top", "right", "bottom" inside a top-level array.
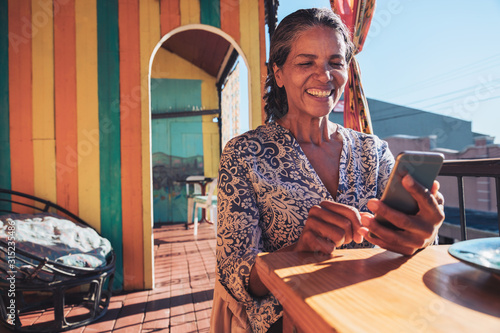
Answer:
[{"left": 316, "top": 65, "right": 332, "bottom": 82}]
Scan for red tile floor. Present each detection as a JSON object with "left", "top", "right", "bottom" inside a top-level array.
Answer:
[{"left": 16, "top": 222, "right": 217, "bottom": 333}]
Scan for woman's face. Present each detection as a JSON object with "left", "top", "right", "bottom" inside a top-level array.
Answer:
[{"left": 274, "top": 26, "right": 349, "bottom": 119}]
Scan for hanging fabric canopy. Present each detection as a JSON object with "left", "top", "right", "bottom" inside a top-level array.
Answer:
[{"left": 330, "top": 0, "right": 376, "bottom": 134}]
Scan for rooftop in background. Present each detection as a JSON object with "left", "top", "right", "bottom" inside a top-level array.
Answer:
[{"left": 330, "top": 98, "right": 495, "bottom": 152}]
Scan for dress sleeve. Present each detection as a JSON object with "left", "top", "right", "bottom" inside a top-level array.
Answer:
[
  {"left": 376, "top": 138, "right": 395, "bottom": 199},
  {"left": 216, "top": 137, "right": 280, "bottom": 320}
]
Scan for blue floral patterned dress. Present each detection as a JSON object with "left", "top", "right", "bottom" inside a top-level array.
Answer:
[{"left": 216, "top": 122, "right": 394, "bottom": 332}]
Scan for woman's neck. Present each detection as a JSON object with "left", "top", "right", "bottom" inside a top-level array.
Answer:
[{"left": 277, "top": 115, "right": 337, "bottom": 146}]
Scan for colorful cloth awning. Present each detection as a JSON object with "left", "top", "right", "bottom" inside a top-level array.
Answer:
[{"left": 331, "top": 0, "right": 376, "bottom": 134}]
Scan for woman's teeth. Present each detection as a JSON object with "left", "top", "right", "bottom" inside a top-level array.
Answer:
[{"left": 306, "top": 89, "right": 332, "bottom": 98}]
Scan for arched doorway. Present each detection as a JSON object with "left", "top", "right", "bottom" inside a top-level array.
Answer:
[{"left": 148, "top": 25, "right": 251, "bottom": 225}]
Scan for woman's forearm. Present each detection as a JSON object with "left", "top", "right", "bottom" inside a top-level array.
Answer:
[
  {"left": 248, "top": 242, "right": 298, "bottom": 297},
  {"left": 249, "top": 264, "right": 269, "bottom": 297}
]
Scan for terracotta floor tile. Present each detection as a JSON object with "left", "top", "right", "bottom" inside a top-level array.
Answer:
[
  {"left": 169, "top": 320, "right": 198, "bottom": 333},
  {"left": 196, "top": 317, "right": 211, "bottom": 331}
]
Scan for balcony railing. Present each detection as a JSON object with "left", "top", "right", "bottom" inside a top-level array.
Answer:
[{"left": 438, "top": 158, "right": 500, "bottom": 241}]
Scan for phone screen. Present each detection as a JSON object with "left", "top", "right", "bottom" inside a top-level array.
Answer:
[{"left": 376, "top": 151, "right": 444, "bottom": 230}]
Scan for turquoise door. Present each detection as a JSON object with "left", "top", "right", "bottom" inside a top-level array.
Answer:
[{"left": 151, "top": 79, "right": 204, "bottom": 224}]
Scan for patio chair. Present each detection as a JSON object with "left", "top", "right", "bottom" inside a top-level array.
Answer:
[
  {"left": 186, "top": 175, "right": 204, "bottom": 229},
  {"left": 193, "top": 178, "right": 217, "bottom": 236},
  {"left": 0, "top": 189, "right": 115, "bottom": 332}
]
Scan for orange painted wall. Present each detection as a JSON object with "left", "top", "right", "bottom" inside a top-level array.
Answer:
[
  {"left": 54, "top": 0, "right": 79, "bottom": 215},
  {"left": 8, "top": 0, "right": 34, "bottom": 213}
]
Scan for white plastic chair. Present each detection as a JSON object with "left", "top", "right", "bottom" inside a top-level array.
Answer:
[
  {"left": 210, "top": 204, "right": 217, "bottom": 238},
  {"left": 186, "top": 175, "right": 204, "bottom": 229},
  {"left": 193, "top": 178, "right": 218, "bottom": 236}
]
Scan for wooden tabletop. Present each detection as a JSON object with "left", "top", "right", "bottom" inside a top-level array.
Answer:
[{"left": 255, "top": 245, "right": 500, "bottom": 333}]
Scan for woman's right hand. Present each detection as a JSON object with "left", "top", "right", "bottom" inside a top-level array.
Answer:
[
  {"left": 292, "top": 201, "right": 365, "bottom": 254},
  {"left": 250, "top": 200, "right": 364, "bottom": 296}
]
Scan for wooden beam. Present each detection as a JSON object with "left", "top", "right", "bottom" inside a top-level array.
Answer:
[{"left": 152, "top": 109, "right": 220, "bottom": 119}]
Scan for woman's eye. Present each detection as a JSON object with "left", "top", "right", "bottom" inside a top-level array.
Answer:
[
  {"left": 331, "top": 62, "right": 344, "bottom": 67},
  {"left": 298, "top": 62, "right": 312, "bottom": 66}
]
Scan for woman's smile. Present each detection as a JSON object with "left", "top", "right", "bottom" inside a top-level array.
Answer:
[{"left": 306, "top": 88, "right": 333, "bottom": 98}]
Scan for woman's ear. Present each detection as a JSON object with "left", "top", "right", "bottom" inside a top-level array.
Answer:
[{"left": 273, "top": 63, "right": 284, "bottom": 88}]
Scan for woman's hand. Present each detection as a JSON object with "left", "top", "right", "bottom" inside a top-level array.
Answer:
[
  {"left": 292, "top": 201, "right": 365, "bottom": 254},
  {"left": 360, "top": 175, "right": 445, "bottom": 256},
  {"left": 250, "top": 201, "right": 364, "bottom": 296}
]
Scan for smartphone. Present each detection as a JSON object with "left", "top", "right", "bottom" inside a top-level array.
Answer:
[{"left": 375, "top": 151, "right": 444, "bottom": 230}]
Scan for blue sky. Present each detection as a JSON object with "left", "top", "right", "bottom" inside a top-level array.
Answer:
[{"left": 277, "top": 0, "right": 500, "bottom": 143}]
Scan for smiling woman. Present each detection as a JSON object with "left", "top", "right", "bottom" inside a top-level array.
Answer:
[{"left": 211, "top": 8, "right": 445, "bottom": 333}]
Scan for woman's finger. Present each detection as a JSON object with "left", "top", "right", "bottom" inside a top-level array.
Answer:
[
  {"left": 319, "top": 201, "right": 363, "bottom": 241},
  {"left": 367, "top": 199, "right": 426, "bottom": 234},
  {"left": 431, "top": 181, "right": 445, "bottom": 207},
  {"left": 296, "top": 201, "right": 365, "bottom": 253},
  {"left": 401, "top": 175, "right": 445, "bottom": 230},
  {"left": 402, "top": 175, "right": 443, "bottom": 217},
  {"left": 361, "top": 207, "right": 440, "bottom": 255},
  {"left": 295, "top": 224, "right": 336, "bottom": 253},
  {"left": 308, "top": 205, "right": 351, "bottom": 246},
  {"left": 362, "top": 229, "right": 419, "bottom": 256}
]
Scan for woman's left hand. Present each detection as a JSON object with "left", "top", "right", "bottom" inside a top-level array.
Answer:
[{"left": 359, "top": 174, "right": 445, "bottom": 256}]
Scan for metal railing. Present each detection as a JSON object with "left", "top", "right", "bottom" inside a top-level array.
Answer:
[{"left": 438, "top": 158, "right": 500, "bottom": 241}]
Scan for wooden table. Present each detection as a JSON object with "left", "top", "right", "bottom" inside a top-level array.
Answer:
[{"left": 255, "top": 245, "right": 500, "bottom": 333}]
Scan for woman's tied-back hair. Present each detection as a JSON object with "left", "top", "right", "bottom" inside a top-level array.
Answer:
[{"left": 263, "top": 8, "right": 354, "bottom": 122}]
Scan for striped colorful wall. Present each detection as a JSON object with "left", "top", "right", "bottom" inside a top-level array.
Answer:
[{"left": 1, "top": 0, "right": 267, "bottom": 291}]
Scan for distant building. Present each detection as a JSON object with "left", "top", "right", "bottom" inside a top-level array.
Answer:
[
  {"left": 331, "top": 98, "right": 478, "bottom": 151},
  {"left": 369, "top": 99, "right": 477, "bottom": 151}
]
